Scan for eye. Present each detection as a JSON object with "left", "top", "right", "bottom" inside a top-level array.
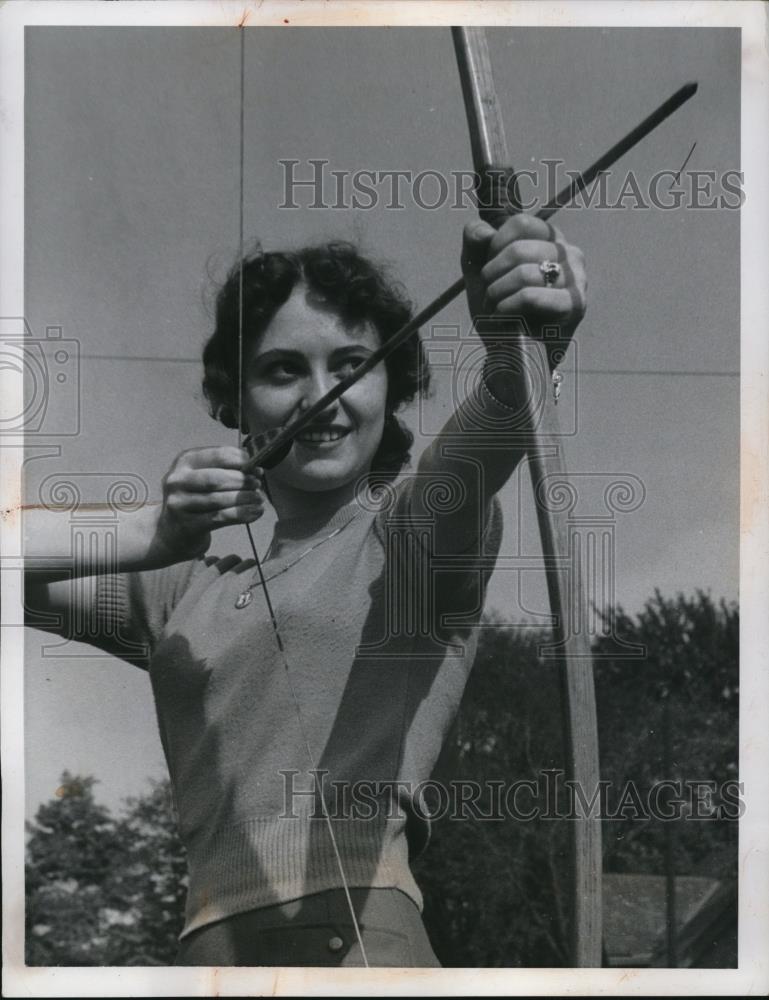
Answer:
[
  {"left": 334, "top": 355, "right": 367, "bottom": 378},
  {"left": 260, "top": 358, "right": 302, "bottom": 383}
]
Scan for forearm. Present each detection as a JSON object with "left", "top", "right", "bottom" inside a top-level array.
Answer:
[
  {"left": 414, "top": 348, "right": 531, "bottom": 550},
  {"left": 23, "top": 502, "right": 178, "bottom": 584}
]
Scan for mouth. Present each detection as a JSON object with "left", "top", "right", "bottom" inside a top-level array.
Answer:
[{"left": 294, "top": 425, "right": 351, "bottom": 447}]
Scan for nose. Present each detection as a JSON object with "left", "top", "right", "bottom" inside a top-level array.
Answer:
[{"left": 298, "top": 370, "right": 339, "bottom": 420}]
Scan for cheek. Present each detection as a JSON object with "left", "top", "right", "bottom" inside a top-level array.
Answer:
[
  {"left": 243, "top": 386, "right": 294, "bottom": 429},
  {"left": 349, "top": 374, "right": 388, "bottom": 430}
]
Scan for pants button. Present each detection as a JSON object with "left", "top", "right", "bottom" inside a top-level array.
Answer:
[{"left": 327, "top": 935, "right": 345, "bottom": 953}]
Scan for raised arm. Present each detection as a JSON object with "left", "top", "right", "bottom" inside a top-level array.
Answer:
[{"left": 410, "top": 212, "right": 587, "bottom": 553}]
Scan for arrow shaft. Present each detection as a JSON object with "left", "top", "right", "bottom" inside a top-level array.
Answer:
[{"left": 246, "top": 78, "right": 697, "bottom": 473}]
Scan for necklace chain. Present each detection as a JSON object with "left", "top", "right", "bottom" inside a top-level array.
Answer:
[{"left": 235, "top": 509, "right": 359, "bottom": 609}]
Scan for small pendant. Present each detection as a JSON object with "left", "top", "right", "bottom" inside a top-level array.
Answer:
[
  {"left": 235, "top": 591, "right": 253, "bottom": 610},
  {"left": 552, "top": 369, "right": 563, "bottom": 405}
]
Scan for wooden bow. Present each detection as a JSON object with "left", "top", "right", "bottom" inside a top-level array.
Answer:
[
  {"left": 452, "top": 26, "right": 602, "bottom": 966},
  {"left": 242, "top": 27, "right": 696, "bottom": 967}
]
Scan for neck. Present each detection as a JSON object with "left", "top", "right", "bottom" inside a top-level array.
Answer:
[{"left": 266, "top": 478, "right": 360, "bottom": 526}]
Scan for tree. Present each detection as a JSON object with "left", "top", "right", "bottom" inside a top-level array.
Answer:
[
  {"left": 414, "top": 591, "right": 739, "bottom": 965},
  {"left": 104, "top": 780, "right": 188, "bottom": 965},
  {"left": 26, "top": 591, "right": 738, "bottom": 967},
  {"left": 413, "top": 619, "right": 575, "bottom": 966},
  {"left": 26, "top": 773, "right": 125, "bottom": 965},
  {"left": 26, "top": 773, "right": 186, "bottom": 966},
  {"left": 593, "top": 590, "right": 739, "bottom": 876}
]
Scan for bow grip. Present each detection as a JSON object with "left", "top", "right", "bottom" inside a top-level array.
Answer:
[{"left": 476, "top": 164, "right": 522, "bottom": 230}]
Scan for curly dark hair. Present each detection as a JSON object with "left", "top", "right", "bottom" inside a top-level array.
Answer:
[{"left": 202, "top": 240, "right": 431, "bottom": 479}]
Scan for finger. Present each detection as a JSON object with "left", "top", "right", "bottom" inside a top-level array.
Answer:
[
  {"left": 461, "top": 219, "right": 496, "bottom": 277},
  {"left": 486, "top": 212, "right": 555, "bottom": 255},
  {"left": 171, "top": 489, "right": 264, "bottom": 514},
  {"left": 482, "top": 240, "right": 565, "bottom": 285},
  {"left": 486, "top": 263, "right": 568, "bottom": 306},
  {"left": 207, "top": 504, "right": 265, "bottom": 527},
  {"left": 493, "top": 286, "right": 580, "bottom": 320},
  {"left": 492, "top": 243, "right": 586, "bottom": 306},
  {"left": 177, "top": 446, "right": 253, "bottom": 471},
  {"left": 176, "top": 504, "right": 265, "bottom": 532},
  {"left": 171, "top": 467, "right": 264, "bottom": 494}
]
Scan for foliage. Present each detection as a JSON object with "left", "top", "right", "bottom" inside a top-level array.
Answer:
[
  {"left": 413, "top": 622, "right": 575, "bottom": 966},
  {"left": 593, "top": 589, "right": 739, "bottom": 876},
  {"left": 26, "top": 773, "right": 186, "bottom": 966},
  {"left": 26, "top": 591, "right": 738, "bottom": 967},
  {"left": 414, "top": 590, "right": 739, "bottom": 966}
]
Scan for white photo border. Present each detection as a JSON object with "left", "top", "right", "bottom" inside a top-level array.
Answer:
[{"left": 2, "top": 1, "right": 767, "bottom": 996}]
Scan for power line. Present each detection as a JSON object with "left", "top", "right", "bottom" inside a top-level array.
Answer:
[
  {"left": 79, "top": 353, "right": 740, "bottom": 378},
  {"left": 81, "top": 354, "right": 201, "bottom": 364},
  {"left": 582, "top": 368, "right": 738, "bottom": 377}
]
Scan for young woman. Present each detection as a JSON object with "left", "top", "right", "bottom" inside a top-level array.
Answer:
[{"left": 25, "top": 212, "right": 587, "bottom": 967}]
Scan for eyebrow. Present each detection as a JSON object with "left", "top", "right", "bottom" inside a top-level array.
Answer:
[{"left": 251, "top": 345, "right": 375, "bottom": 364}]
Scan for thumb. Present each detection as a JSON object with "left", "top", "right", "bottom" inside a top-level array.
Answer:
[
  {"left": 461, "top": 219, "right": 495, "bottom": 279},
  {"left": 461, "top": 219, "right": 495, "bottom": 320}
]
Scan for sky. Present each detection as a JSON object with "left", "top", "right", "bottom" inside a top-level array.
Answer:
[{"left": 20, "top": 24, "right": 740, "bottom": 817}]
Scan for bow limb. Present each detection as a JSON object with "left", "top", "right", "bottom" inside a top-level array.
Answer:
[{"left": 452, "top": 27, "right": 602, "bottom": 967}]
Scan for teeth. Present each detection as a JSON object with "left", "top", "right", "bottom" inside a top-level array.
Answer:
[{"left": 298, "top": 429, "right": 347, "bottom": 443}]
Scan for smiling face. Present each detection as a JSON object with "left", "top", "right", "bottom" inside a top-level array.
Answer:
[{"left": 243, "top": 285, "right": 389, "bottom": 495}]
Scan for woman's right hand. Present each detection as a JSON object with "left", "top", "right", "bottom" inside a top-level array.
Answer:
[{"left": 151, "top": 446, "right": 265, "bottom": 564}]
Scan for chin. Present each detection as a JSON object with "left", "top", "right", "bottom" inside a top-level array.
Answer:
[{"left": 277, "top": 459, "right": 369, "bottom": 494}]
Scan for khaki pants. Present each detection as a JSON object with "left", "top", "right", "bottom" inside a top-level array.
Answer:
[{"left": 174, "top": 887, "right": 441, "bottom": 967}]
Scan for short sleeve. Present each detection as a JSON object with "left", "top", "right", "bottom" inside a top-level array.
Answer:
[{"left": 62, "top": 557, "right": 214, "bottom": 668}]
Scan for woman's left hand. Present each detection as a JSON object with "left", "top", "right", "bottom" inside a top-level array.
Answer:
[{"left": 461, "top": 213, "right": 588, "bottom": 352}]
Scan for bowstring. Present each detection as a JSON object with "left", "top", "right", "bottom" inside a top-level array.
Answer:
[{"left": 234, "top": 26, "right": 369, "bottom": 968}]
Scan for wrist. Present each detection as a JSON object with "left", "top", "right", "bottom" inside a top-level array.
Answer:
[
  {"left": 144, "top": 506, "right": 208, "bottom": 569},
  {"left": 482, "top": 349, "right": 521, "bottom": 409}
]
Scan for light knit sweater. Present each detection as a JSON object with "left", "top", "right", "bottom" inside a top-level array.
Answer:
[{"left": 84, "top": 481, "right": 503, "bottom": 938}]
